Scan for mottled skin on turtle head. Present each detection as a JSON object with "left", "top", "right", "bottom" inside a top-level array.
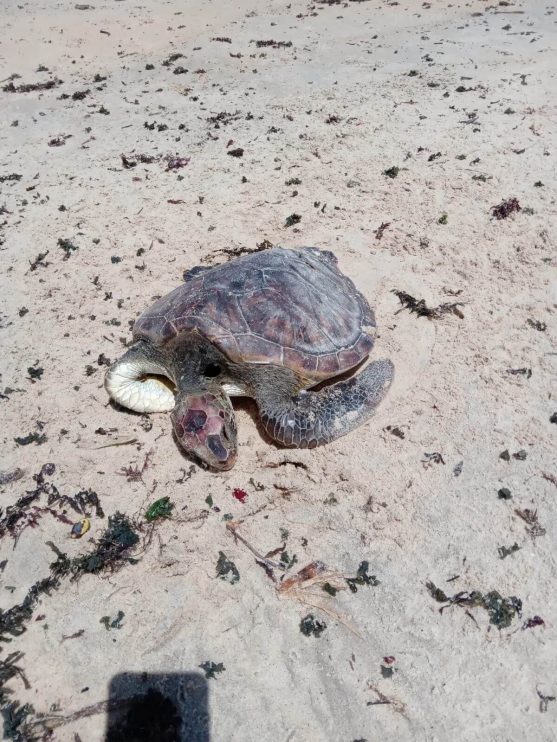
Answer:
[{"left": 171, "top": 389, "right": 237, "bottom": 470}]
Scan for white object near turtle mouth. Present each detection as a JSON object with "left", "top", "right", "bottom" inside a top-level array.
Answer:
[{"left": 104, "top": 359, "right": 176, "bottom": 413}]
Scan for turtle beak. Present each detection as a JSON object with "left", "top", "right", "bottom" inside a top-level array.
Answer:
[
  {"left": 105, "top": 343, "right": 175, "bottom": 413},
  {"left": 171, "top": 391, "right": 238, "bottom": 471}
]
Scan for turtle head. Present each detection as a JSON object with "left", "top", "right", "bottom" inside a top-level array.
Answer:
[{"left": 171, "top": 390, "right": 237, "bottom": 471}]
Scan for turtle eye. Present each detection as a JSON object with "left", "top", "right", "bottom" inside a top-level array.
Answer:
[{"left": 203, "top": 363, "right": 221, "bottom": 377}]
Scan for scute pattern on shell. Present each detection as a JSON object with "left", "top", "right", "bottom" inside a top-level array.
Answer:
[{"left": 133, "top": 247, "right": 376, "bottom": 380}]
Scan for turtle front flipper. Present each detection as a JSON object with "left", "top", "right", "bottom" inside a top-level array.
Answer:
[{"left": 258, "top": 359, "right": 394, "bottom": 448}]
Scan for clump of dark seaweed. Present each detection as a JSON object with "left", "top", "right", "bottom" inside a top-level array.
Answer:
[
  {"left": 392, "top": 290, "right": 464, "bottom": 319},
  {"left": 300, "top": 614, "right": 327, "bottom": 637},
  {"left": 426, "top": 581, "right": 522, "bottom": 629},
  {"left": 69, "top": 512, "right": 139, "bottom": 576},
  {"left": 216, "top": 552, "right": 240, "bottom": 584},
  {"left": 2, "top": 78, "right": 62, "bottom": 93},
  {"left": 346, "top": 561, "right": 379, "bottom": 593},
  {"left": 492, "top": 197, "right": 521, "bottom": 220}
]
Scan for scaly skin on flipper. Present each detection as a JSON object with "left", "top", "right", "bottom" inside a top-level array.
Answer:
[{"left": 258, "top": 359, "right": 394, "bottom": 448}]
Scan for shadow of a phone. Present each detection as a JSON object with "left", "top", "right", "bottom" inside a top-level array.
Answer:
[{"left": 105, "top": 672, "right": 209, "bottom": 741}]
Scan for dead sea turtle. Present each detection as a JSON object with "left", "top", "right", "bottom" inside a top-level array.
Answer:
[{"left": 105, "top": 247, "right": 394, "bottom": 470}]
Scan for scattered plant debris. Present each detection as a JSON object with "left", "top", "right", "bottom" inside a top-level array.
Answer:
[
  {"left": 426, "top": 581, "right": 522, "bottom": 629},
  {"left": 346, "top": 561, "right": 379, "bottom": 593},
  {"left": 28, "top": 251, "right": 50, "bottom": 271},
  {"left": 253, "top": 40, "right": 293, "bottom": 49},
  {"left": 212, "top": 37, "right": 232, "bottom": 43},
  {"left": 68, "top": 512, "right": 140, "bottom": 577},
  {"left": 537, "top": 689, "right": 556, "bottom": 713},
  {"left": 392, "top": 290, "right": 464, "bottom": 320},
  {"left": 514, "top": 508, "right": 546, "bottom": 538},
  {"left": 57, "top": 238, "right": 78, "bottom": 259},
  {"left": 48, "top": 134, "right": 72, "bottom": 147},
  {"left": 300, "top": 614, "right": 327, "bottom": 637},
  {"left": 422, "top": 452, "right": 445, "bottom": 468},
  {"left": 162, "top": 53, "right": 184, "bottom": 67},
  {"left": 492, "top": 198, "right": 521, "bottom": 220},
  {"left": 216, "top": 551, "right": 240, "bottom": 584},
  {"left": 119, "top": 451, "right": 152, "bottom": 482},
  {"left": 26, "top": 365, "right": 43, "bottom": 381},
  {"left": 522, "top": 616, "right": 544, "bottom": 631},
  {"left": 498, "top": 542, "right": 520, "bottom": 559},
  {"left": 506, "top": 368, "right": 531, "bottom": 379},
  {"left": 383, "top": 166, "right": 399, "bottom": 179},
  {"left": 284, "top": 213, "right": 301, "bottom": 228},
  {"left": 144, "top": 497, "right": 174, "bottom": 523},
  {"left": 3, "top": 78, "right": 62, "bottom": 93},
  {"left": 375, "top": 221, "right": 391, "bottom": 240},
  {"left": 0, "top": 174, "right": 22, "bottom": 183},
  {"left": 526, "top": 318, "right": 546, "bottom": 332},
  {"left": 165, "top": 155, "right": 190, "bottom": 171},
  {"left": 99, "top": 610, "right": 125, "bottom": 631},
  {"left": 199, "top": 661, "right": 225, "bottom": 679},
  {"left": 13, "top": 432, "right": 46, "bottom": 447}
]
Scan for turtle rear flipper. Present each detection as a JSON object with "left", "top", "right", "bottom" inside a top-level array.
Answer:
[{"left": 258, "top": 359, "right": 394, "bottom": 448}]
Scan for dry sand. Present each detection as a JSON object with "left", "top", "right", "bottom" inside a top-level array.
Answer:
[{"left": 0, "top": 0, "right": 556, "bottom": 740}]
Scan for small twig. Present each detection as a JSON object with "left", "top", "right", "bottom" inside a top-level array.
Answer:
[{"left": 226, "top": 521, "right": 286, "bottom": 572}]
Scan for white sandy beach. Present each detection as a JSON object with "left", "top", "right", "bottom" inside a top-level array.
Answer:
[{"left": 0, "top": 0, "right": 556, "bottom": 740}]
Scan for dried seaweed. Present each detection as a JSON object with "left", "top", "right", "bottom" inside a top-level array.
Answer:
[
  {"left": 0, "top": 700, "right": 35, "bottom": 742},
  {"left": 383, "top": 166, "right": 399, "bottom": 179},
  {"left": 199, "top": 661, "right": 225, "bottom": 679},
  {"left": 28, "top": 251, "right": 50, "bottom": 271},
  {"left": 492, "top": 198, "right": 520, "bottom": 220},
  {"left": 526, "top": 318, "right": 546, "bottom": 332},
  {"left": 57, "top": 238, "right": 78, "bottom": 259},
  {"left": 375, "top": 222, "right": 391, "bottom": 240},
  {"left": 422, "top": 452, "right": 445, "bottom": 467},
  {"left": 514, "top": 508, "right": 546, "bottom": 538},
  {"left": 300, "top": 614, "right": 327, "bottom": 637},
  {"left": 0, "top": 174, "right": 22, "bottom": 184},
  {"left": 498, "top": 542, "right": 520, "bottom": 559},
  {"left": 253, "top": 40, "right": 293, "bottom": 49},
  {"left": 426, "top": 581, "right": 522, "bottom": 629},
  {"left": 69, "top": 512, "right": 140, "bottom": 576},
  {"left": 13, "top": 432, "right": 46, "bottom": 446},
  {"left": 392, "top": 290, "right": 464, "bottom": 320},
  {"left": 522, "top": 616, "right": 544, "bottom": 630},
  {"left": 2, "top": 78, "right": 62, "bottom": 93},
  {"left": 99, "top": 610, "right": 124, "bottom": 631},
  {"left": 216, "top": 552, "right": 239, "bottom": 584},
  {"left": 162, "top": 53, "right": 184, "bottom": 67},
  {"left": 346, "top": 561, "right": 379, "bottom": 593},
  {"left": 284, "top": 213, "right": 301, "bottom": 228}
]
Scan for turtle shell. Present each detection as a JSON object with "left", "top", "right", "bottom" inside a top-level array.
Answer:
[{"left": 134, "top": 247, "right": 376, "bottom": 381}]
